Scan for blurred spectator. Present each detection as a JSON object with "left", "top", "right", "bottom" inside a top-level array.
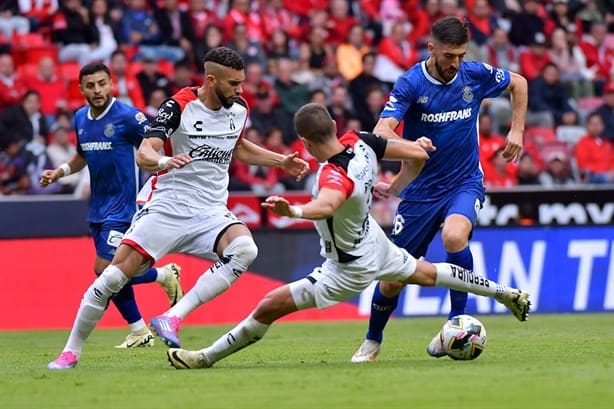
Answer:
[
  {"left": 308, "top": 89, "right": 328, "bottom": 105},
  {"left": 576, "top": 0, "right": 605, "bottom": 33},
  {"left": 327, "top": 85, "right": 354, "bottom": 135},
  {"left": 519, "top": 32, "right": 551, "bottom": 82},
  {"left": 273, "top": 58, "right": 310, "bottom": 125},
  {"left": 527, "top": 63, "right": 578, "bottom": 127},
  {"left": 595, "top": 82, "right": 614, "bottom": 142},
  {"left": 0, "top": 53, "right": 27, "bottom": 110},
  {"left": 466, "top": 0, "right": 499, "bottom": 46},
  {"left": 373, "top": 21, "right": 417, "bottom": 86},
  {"left": 188, "top": 0, "right": 220, "bottom": 41},
  {"left": 0, "top": 133, "right": 31, "bottom": 195},
  {"left": 483, "top": 147, "right": 517, "bottom": 188},
  {"left": 90, "top": 0, "right": 120, "bottom": 62},
  {"left": 263, "top": 125, "right": 302, "bottom": 190},
  {"left": 288, "top": 134, "right": 318, "bottom": 191},
  {"left": 27, "top": 56, "right": 68, "bottom": 124},
  {"left": 345, "top": 116, "right": 363, "bottom": 133},
  {"left": 297, "top": 26, "right": 333, "bottom": 76},
  {"left": 144, "top": 87, "right": 169, "bottom": 119},
  {"left": 261, "top": 0, "right": 301, "bottom": 44},
  {"left": 51, "top": 0, "right": 114, "bottom": 66},
  {"left": 480, "top": 27, "right": 519, "bottom": 73},
  {"left": 361, "top": 86, "right": 387, "bottom": 131},
  {"left": 227, "top": 22, "right": 268, "bottom": 72},
  {"left": 0, "top": 0, "right": 30, "bottom": 41},
  {"left": 336, "top": 24, "right": 370, "bottom": 81},
  {"left": 120, "top": 0, "right": 184, "bottom": 62},
  {"left": 478, "top": 112, "right": 506, "bottom": 174},
  {"left": 18, "top": 0, "right": 59, "bottom": 32},
  {"left": 248, "top": 87, "right": 293, "bottom": 145},
  {"left": 538, "top": 149, "right": 576, "bottom": 187},
  {"left": 283, "top": 0, "right": 327, "bottom": 18},
  {"left": 0, "top": 90, "right": 48, "bottom": 145},
  {"left": 348, "top": 52, "right": 388, "bottom": 122},
  {"left": 168, "top": 58, "right": 197, "bottom": 95},
  {"left": 573, "top": 112, "right": 614, "bottom": 183},
  {"left": 548, "top": 27, "right": 594, "bottom": 100},
  {"left": 46, "top": 123, "right": 80, "bottom": 193},
  {"left": 516, "top": 152, "right": 540, "bottom": 185},
  {"left": 265, "top": 29, "right": 293, "bottom": 61},
  {"left": 222, "top": 0, "right": 264, "bottom": 43},
  {"left": 149, "top": 0, "right": 195, "bottom": 63},
  {"left": 109, "top": 50, "right": 146, "bottom": 110},
  {"left": 579, "top": 22, "right": 614, "bottom": 93},
  {"left": 508, "top": 0, "right": 545, "bottom": 47},
  {"left": 136, "top": 57, "right": 171, "bottom": 103},
  {"left": 241, "top": 61, "right": 277, "bottom": 109},
  {"left": 325, "top": 0, "right": 358, "bottom": 47},
  {"left": 309, "top": 54, "right": 346, "bottom": 100},
  {"left": 193, "top": 24, "right": 223, "bottom": 73},
  {"left": 544, "top": 0, "right": 583, "bottom": 39}
]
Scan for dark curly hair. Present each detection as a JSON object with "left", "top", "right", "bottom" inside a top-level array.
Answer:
[{"left": 203, "top": 47, "right": 244, "bottom": 70}]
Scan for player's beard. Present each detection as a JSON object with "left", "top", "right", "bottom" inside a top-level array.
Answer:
[
  {"left": 88, "top": 93, "right": 111, "bottom": 110},
  {"left": 215, "top": 87, "right": 235, "bottom": 109},
  {"left": 435, "top": 60, "right": 457, "bottom": 83}
]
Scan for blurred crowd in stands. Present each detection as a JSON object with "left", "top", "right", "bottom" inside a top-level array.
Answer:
[{"left": 0, "top": 0, "right": 613, "bottom": 197}]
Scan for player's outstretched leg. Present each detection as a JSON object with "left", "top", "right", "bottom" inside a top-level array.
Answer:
[{"left": 351, "top": 282, "right": 400, "bottom": 363}]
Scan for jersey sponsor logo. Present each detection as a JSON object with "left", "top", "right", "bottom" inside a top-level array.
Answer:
[
  {"left": 189, "top": 143, "right": 233, "bottom": 164},
  {"left": 417, "top": 95, "right": 429, "bottom": 104},
  {"left": 187, "top": 133, "right": 239, "bottom": 140},
  {"left": 104, "top": 123, "right": 115, "bottom": 138},
  {"left": 80, "top": 141, "right": 113, "bottom": 151},
  {"left": 106, "top": 230, "right": 124, "bottom": 248},
  {"left": 193, "top": 120, "right": 203, "bottom": 131},
  {"left": 462, "top": 86, "right": 473, "bottom": 103},
  {"left": 156, "top": 109, "right": 174, "bottom": 124},
  {"left": 420, "top": 108, "right": 472, "bottom": 123}
]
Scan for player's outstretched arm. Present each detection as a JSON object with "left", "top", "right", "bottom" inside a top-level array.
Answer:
[
  {"left": 262, "top": 188, "right": 346, "bottom": 220},
  {"left": 503, "top": 71, "right": 528, "bottom": 162},
  {"left": 234, "top": 138, "right": 309, "bottom": 181},
  {"left": 40, "top": 153, "right": 87, "bottom": 187},
  {"left": 136, "top": 137, "right": 192, "bottom": 172}
]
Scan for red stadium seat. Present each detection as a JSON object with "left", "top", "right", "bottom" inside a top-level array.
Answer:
[
  {"left": 157, "top": 59, "right": 175, "bottom": 78},
  {"left": 58, "top": 62, "right": 82, "bottom": 81},
  {"left": 66, "top": 78, "right": 84, "bottom": 111}
]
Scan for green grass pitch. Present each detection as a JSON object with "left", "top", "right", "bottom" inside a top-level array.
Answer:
[{"left": 1, "top": 314, "right": 612, "bottom": 409}]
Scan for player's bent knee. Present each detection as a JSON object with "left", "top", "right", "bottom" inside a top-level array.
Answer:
[
  {"left": 379, "top": 280, "right": 405, "bottom": 297},
  {"left": 223, "top": 235, "right": 258, "bottom": 272}
]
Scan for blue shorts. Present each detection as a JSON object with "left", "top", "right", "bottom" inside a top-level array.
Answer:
[
  {"left": 91, "top": 221, "right": 132, "bottom": 262},
  {"left": 391, "top": 187, "right": 483, "bottom": 257}
]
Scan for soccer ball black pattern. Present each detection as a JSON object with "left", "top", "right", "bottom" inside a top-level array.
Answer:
[{"left": 441, "top": 314, "right": 487, "bottom": 360}]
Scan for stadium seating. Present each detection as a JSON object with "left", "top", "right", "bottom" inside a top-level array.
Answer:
[{"left": 556, "top": 126, "right": 585, "bottom": 145}]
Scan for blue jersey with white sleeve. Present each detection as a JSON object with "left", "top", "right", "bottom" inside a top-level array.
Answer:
[
  {"left": 381, "top": 60, "right": 510, "bottom": 202},
  {"left": 74, "top": 97, "right": 149, "bottom": 223}
]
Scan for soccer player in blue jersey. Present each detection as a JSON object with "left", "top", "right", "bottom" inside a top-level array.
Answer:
[
  {"left": 351, "top": 16, "right": 528, "bottom": 362},
  {"left": 40, "top": 63, "right": 183, "bottom": 349}
]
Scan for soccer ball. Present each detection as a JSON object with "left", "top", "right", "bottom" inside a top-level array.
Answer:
[{"left": 441, "top": 314, "right": 487, "bottom": 360}]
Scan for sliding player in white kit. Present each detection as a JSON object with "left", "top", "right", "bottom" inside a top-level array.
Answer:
[
  {"left": 47, "top": 47, "right": 309, "bottom": 370},
  {"left": 165, "top": 103, "right": 530, "bottom": 369}
]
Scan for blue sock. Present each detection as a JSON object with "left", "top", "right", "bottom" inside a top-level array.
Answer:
[
  {"left": 365, "top": 282, "right": 399, "bottom": 343},
  {"left": 111, "top": 283, "right": 142, "bottom": 324},
  {"left": 130, "top": 267, "right": 158, "bottom": 285},
  {"left": 446, "top": 247, "right": 473, "bottom": 319}
]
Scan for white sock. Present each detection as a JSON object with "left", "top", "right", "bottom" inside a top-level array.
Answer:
[
  {"left": 129, "top": 319, "right": 148, "bottom": 333},
  {"left": 64, "top": 265, "right": 129, "bottom": 357},
  {"left": 200, "top": 314, "right": 269, "bottom": 364},
  {"left": 167, "top": 236, "right": 258, "bottom": 319},
  {"left": 434, "top": 263, "right": 505, "bottom": 301}
]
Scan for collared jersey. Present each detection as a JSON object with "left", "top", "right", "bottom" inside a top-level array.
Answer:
[
  {"left": 74, "top": 97, "right": 148, "bottom": 223},
  {"left": 143, "top": 87, "right": 249, "bottom": 212},
  {"left": 312, "top": 130, "right": 387, "bottom": 262},
  {"left": 381, "top": 60, "right": 511, "bottom": 202}
]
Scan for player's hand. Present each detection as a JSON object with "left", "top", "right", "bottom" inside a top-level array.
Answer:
[
  {"left": 416, "top": 136, "right": 436, "bottom": 152},
  {"left": 261, "top": 195, "right": 293, "bottom": 216},
  {"left": 39, "top": 169, "right": 62, "bottom": 188},
  {"left": 373, "top": 181, "right": 393, "bottom": 200},
  {"left": 164, "top": 153, "right": 193, "bottom": 169},
  {"left": 503, "top": 130, "right": 523, "bottom": 162},
  {"left": 281, "top": 152, "right": 309, "bottom": 181}
]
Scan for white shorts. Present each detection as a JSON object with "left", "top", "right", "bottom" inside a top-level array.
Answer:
[
  {"left": 289, "top": 226, "right": 418, "bottom": 310},
  {"left": 122, "top": 204, "right": 244, "bottom": 262}
]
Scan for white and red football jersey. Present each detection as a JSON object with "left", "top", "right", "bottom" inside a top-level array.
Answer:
[
  {"left": 143, "top": 87, "right": 248, "bottom": 210},
  {"left": 312, "top": 130, "right": 387, "bottom": 263}
]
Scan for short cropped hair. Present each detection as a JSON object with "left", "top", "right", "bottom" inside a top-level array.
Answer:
[
  {"left": 79, "top": 63, "right": 111, "bottom": 82},
  {"left": 294, "top": 103, "right": 335, "bottom": 144},
  {"left": 431, "top": 16, "right": 469, "bottom": 46},
  {"left": 203, "top": 47, "right": 244, "bottom": 70}
]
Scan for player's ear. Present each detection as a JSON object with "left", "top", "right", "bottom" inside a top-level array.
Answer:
[{"left": 332, "top": 120, "right": 337, "bottom": 136}]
